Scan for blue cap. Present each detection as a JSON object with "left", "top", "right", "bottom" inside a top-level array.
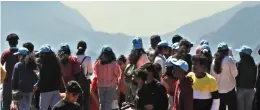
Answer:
[
  {"left": 14, "top": 47, "right": 29, "bottom": 55},
  {"left": 36, "top": 44, "right": 52, "bottom": 54},
  {"left": 158, "top": 41, "right": 170, "bottom": 47},
  {"left": 200, "top": 40, "right": 209, "bottom": 45},
  {"left": 132, "top": 37, "right": 143, "bottom": 49},
  {"left": 217, "top": 42, "right": 229, "bottom": 50},
  {"left": 165, "top": 57, "right": 189, "bottom": 72},
  {"left": 102, "top": 45, "right": 113, "bottom": 53},
  {"left": 171, "top": 42, "right": 180, "bottom": 50},
  {"left": 200, "top": 44, "right": 210, "bottom": 51},
  {"left": 235, "top": 45, "right": 252, "bottom": 55},
  {"left": 60, "top": 43, "right": 70, "bottom": 51}
]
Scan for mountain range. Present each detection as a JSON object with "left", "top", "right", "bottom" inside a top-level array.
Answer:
[{"left": 1, "top": 1, "right": 259, "bottom": 61}]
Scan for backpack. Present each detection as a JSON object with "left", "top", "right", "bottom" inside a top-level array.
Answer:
[
  {"left": 124, "top": 64, "right": 137, "bottom": 83},
  {"left": 76, "top": 56, "right": 89, "bottom": 90}
]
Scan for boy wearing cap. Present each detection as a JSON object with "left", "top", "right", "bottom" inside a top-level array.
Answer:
[
  {"left": 188, "top": 55, "right": 220, "bottom": 110},
  {"left": 1, "top": 33, "right": 19, "bottom": 110},
  {"left": 235, "top": 45, "right": 257, "bottom": 110},
  {"left": 53, "top": 81, "right": 82, "bottom": 110},
  {"left": 170, "top": 58, "right": 193, "bottom": 110}
]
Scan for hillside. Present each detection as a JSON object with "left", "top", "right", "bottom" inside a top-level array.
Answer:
[
  {"left": 163, "top": 1, "right": 260, "bottom": 42},
  {"left": 200, "top": 4, "right": 260, "bottom": 61},
  {"left": 1, "top": 1, "right": 140, "bottom": 58}
]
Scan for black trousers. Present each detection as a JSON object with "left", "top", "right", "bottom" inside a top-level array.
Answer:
[
  {"left": 78, "top": 80, "right": 90, "bottom": 110},
  {"left": 119, "top": 92, "right": 126, "bottom": 110},
  {"left": 219, "top": 88, "right": 237, "bottom": 110}
]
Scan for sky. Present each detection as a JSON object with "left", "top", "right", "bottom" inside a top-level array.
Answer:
[{"left": 63, "top": 2, "right": 241, "bottom": 36}]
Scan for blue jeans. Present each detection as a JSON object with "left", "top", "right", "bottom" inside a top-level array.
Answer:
[
  {"left": 237, "top": 88, "right": 255, "bottom": 110},
  {"left": 18, "top": 92, "right": 33, "bottom": 110},
  {"left": 40, "top": 90, "right": 60, "bottom": 110},
  {"left": 98, "top": 87, "right": 116, "bottom": 110}
]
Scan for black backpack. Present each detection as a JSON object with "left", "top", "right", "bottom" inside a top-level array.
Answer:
[
  {"left": 76, "top": 56, "right": 90, "bottom": 90},
  {"left": 124, "top": 64, "right": 137, "bottom": 83}
]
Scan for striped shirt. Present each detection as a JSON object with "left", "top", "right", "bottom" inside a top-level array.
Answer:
[{"left": 187, "top": 72, "right": 219, "bottom": 110}]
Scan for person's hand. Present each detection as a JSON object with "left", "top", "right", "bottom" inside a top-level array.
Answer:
[
  {"left": 33, "top": 85, "right": 38, "bottom": 91},
  {"left": 145, "top": 104, "right": 153, "bottom": 110}
]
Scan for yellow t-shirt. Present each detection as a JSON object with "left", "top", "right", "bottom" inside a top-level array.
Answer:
[{"left": 187, "top": 72, "right": 218, "bottom": 99}]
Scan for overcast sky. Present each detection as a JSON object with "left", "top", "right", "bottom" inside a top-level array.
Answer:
[{"left": 62, "top": 1, "right": 242, "bottom": 36}]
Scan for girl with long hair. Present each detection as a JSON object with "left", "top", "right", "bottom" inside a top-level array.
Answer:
[
  {"left": 94, "top": 45, "right": 121, "bottom": 110},
  {"left": 125, "top": 37, "right": 149, "bottom": 103},
  {"left": 12, "top": 48, "right": 38, "bottom": 110},
  {"left": 75, "top": 40, "right": 93, "bottom": 110},
  {"left": 35, "top": 44, "right": 62, "bottom": 110},
  {"left": 58, "top": 43, "right": 80, "bottom": 91},
  {"left": 128, "top": 37, "right": 149, "bottom": 68},
  {"left": 154, "top": 41, "right": 171, "bottom": 76},
  {"left": 210, "top": 42, "right": 238, "bottom": 110},
  {"left": 235, "top": 45, "right": 257, "bottom": 110}
]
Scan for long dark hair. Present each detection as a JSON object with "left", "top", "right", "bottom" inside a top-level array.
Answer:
[
  {"left": 98, "top": 49, "right": 116, "bottom": 65},
  {"left": 20, "top": 54, "right": 37, "bottom": 70},
  {"left": 76, "top": 40, "right": 87, "bottom": 55},
  {"left": 213, "top": 49, "right": 229, "bottom": 74},
  {"left": 239, "top": 53, "right": 256, "bottom": 66},
  {"left": 201, "top": 50, "right": 213, "bottom": 72},
  {"left": 58, "top": 49, "right": 71, "bottom": 65},
  {"left": 129, "top": 48, "right": 146, "bottom": 65},
  {"left": 38, "top": 51, "right": 61, "bottom": 75}
]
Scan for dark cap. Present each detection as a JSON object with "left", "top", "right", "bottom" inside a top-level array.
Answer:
[
  {"left": 6, "top": 33, "right": 19, "bottom": 41},
  {"left": 180, "top": 39, "right": 192, "bottom": 47},
  {"left": 66, "top": 81, "right": 83, "bottom": 94},
  {"left": 172, "top": 34, "right": 183, "bottom": 44}
]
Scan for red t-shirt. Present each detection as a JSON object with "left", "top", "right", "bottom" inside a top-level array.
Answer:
[
  {"left": 61, "top": 56, "right": 81, "bottom": 84},
  {"left": 161, "top": 75, "right": 177, "bottom": 96},
  {"left": 1, "top": 48, "right": 19, "bottom": 82}
]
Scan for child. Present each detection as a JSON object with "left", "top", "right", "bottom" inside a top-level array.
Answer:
[
  {"left": 188, "top": 55, "right": 220, "bottom": 110},
  {"left": 168, "top": 58, "right": 193, "bottom": 110},
  {"left": 53, "top": 81, "right": 82, "bottom": 110}
]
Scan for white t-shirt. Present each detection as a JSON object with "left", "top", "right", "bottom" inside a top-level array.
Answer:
[
  {"left": 76, "top": 55, "right": 93, "bottom": 79},
  {"left": 154, "top": 54, "right": 167, "bottom": 74},
  {"left": 211, "top": 56, "right": 238, "bottom": 93}
]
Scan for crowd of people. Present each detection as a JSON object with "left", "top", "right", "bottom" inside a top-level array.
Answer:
[{"left": 0, "top": 33, "right": 259, "bottom": 110}]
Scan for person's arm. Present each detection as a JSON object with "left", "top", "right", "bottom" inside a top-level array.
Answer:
[
  {"left": 210, "top": 78, "right": 220, "bottom": 110},
  {"left": 1, "top": 64, "right": 6, "bottom": 83},
  {"left": 1, "top": 52, "right": 7, "bottom": 65},
  {"left": 72, "top": 57, "right": 81, "bottom": 75},
  {"left": 87, "top": 57, "right": 93, "bottom": 76},
  {"left": 183, "top": 78, "right": 193, "bottom": 110},
  {"left": 158, "top": 85, "right": 169, "bottom": 110},
  {"left": 11, "top": 63, "right": 19, "bottom": 90},
  {"left": 115, "top": 63, "right": 122, "bottom": 85},
  {"left": 229, "top": 57, "right": 238, "bottom": 78}
]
